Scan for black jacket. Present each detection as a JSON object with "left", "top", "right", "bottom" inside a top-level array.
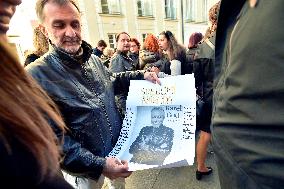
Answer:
[
  {"left": 92, "top": 47, "right": 103, "bottom": 58},
  {"left": 109, "top": 51, "right": 136, "bottom": 73},
  {"left": 129, "top": 125, "right": 174, "bottom": 165},
  {"left": 128, "top": 52, "right": 139, "bottom": 69},
  {"left": 193, "top": 35, "right": 215, "bottom": 132},
  {"left": 26, "top": 41, "right": 144, "bottom": 180}
]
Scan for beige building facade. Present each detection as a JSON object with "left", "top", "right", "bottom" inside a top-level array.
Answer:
[
  {"left": 7, "top": 0, "right": 219, "bottom": 62},
  {"left": 79, "top": 0, "right": 219, "bottom": 48}
]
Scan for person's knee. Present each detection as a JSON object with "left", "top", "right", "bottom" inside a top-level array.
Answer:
[{"left": 199, "top": 131, "right": 211, "bottom": 144}]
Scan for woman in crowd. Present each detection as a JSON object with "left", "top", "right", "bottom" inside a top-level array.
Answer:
[
  {"left": 0, "top": 40, "right": 74, "bottom": 189},
  {"left": 158, "top": 30, "right": 187, "bottom": 75},
  {"left": 24, "top": 26, "right": 49, "bottom": 66},
  {"left": 0, "top": 0, "right": 73, "bottom": 187},
  {"left": 101, "top": 47, "right": 115, "bottom": 68},
  {"left": 139, "top": 34, "right": 169, "bottom": 72},
  {"left": 187, "top": 32, "right": 203, "bottom": 60},
  {"left": 193, "top": 1, "right": 220, "bottom": 180},
  {"left": 129, "top": 37, "right": 141, "bottom": 69}
]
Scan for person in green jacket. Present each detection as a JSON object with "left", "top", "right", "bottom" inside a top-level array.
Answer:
[{"left": 212, "top": 0, "right": 284, "bottom": 188}]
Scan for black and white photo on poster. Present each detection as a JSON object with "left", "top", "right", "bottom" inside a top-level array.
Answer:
[{"left": 108, "top": 75, "right": 196, "bottom": 171}]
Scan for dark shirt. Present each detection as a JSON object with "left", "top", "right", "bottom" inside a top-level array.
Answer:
[
  {"left": 129, "top": 125, "right": 174, "bottom": 165},
  {"left": 24, "top": 53, "right": 40, "bottom": 67},
  {"left": 0, "top": 137, "right": 73, "bottom": 189},
  {"left": 93, "top": 47, "right": 103, "bottom": 58}
]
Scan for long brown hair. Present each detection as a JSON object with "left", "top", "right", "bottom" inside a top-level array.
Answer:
[
  {"left": 160, "top": 30, "right": 186, "bottom": 61},
  {"left": 0, "top": 41, "right": 65, "bottom": 179}
]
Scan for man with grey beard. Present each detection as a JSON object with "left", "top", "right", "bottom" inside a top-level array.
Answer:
[{"left": 25, "top": 0, "right": 160, "bottom": 188}]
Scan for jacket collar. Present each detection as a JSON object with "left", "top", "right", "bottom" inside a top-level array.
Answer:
[
  {"left": 49, "top": 40, "right": 93, "bottom": 67},
  {"left": 116, "top": 50, "right": 133, "bottom": 62}
]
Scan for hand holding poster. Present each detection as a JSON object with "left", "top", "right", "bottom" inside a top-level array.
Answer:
[{"left": 108, "top": 74, "right": 196, "bottom": 171}]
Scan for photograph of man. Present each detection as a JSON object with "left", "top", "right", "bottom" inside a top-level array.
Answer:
[{"left": 129, "top": 107, "right": 174, "bottom": 165}]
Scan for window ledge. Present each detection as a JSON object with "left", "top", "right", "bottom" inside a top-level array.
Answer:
[
  {"left": 187, "top": 21, "right": 208, "bottom": 24},
  {"left": 98, "top": 13, "right": 123, "bottom": 17},
  {"left": 137, "top": 16, "right": 155, "bottom": 20},
  {"left": 164, "top": 18, "right": 178, "bottom": 22}
]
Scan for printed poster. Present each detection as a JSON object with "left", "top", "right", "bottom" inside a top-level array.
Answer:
[{"left": 108, "top": 74, "right": 196, "bottom": 171}]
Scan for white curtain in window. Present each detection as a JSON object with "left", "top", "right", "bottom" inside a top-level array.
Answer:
[
  {"left": 108, "top": 0, "right": 120, "bottom": 14},
  {"left": 165, "top": 0, "right": 176, "bottom": 19},
  {"left": 186, "top": 0, "right": 196, "bottom": 21},
  {"left": 142, "top": 0, "right": 152, "bottom": 16},
  {"left": 203, "top": 0, "right": 208, "bottom": 22}
]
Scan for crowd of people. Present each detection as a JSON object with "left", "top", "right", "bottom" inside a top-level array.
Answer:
[{"left": 1, "top": 0, "right": 283, "bottom": 189}]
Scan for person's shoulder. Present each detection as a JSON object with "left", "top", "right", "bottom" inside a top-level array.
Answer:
[
  {"left": 26, "top": 53, "right": 40, "bottom": 60},
  {"left": 89, "top": 54, "right": 109, "bottom": 73},
  {"left": 90, "top": 53, "right": 102, "bottom": 63},
  {"left": 140, "top": 126, "right": 153, "bottom": 133},
  {"left": 161, "top": 125, "right": 174, "bottom": 133},
  {"left": 24, "top": 53, "right": 40, "bottom": 67},
  {"left": 92, "top": 47, "right": 99, "bottom": 53},
  {"left": 141, "top": 126, "right": 152, "bottom": 130},
  {"left": 110, "top": 52, "right": 120, "bottom": 62},
  {"left": 25, "top": 54, "right": 53, "bottom": 78},
  {"left": 25, "top": 56, "right": 45, "bottom": 71}
]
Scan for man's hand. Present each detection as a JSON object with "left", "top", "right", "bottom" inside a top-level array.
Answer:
[
  {"left": 102, "top": 157, "right": 132, "bottom": 180},
  {"left": 150, "top": 66, "right": 160, "bottom": 75},
  {"left": 144, "top": 72, "right": 161, "bottom": 85}
]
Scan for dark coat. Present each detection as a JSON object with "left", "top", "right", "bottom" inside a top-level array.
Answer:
[
  {"left": 186, "top": 47, "right": 199, "bottom": 60},
  {"left": 212, "top": 1, "right": 284, "bottom": 188},
  {"left": 129, "top": 125, "right": 174, "bottom": 165},
  {"left": 0, "top": 137, "right": 73, "bottom": 189},
  {"left": 109, "top": 51, "right": 136, "bottom": 73},
  {"left": 109, "top": 51, "right": 139, "bottom": 117},
  {"left": 92, "top": 47, "right": 103, "bottom": 58},
  {"left": 128, "top": 52, "right": 139, "bottom": 69},
  {"left": 26, "top": 41, "right": 144, "bottom": 180},
  {"left": 193, "top": 34, "right": 215, "bottom": 133}
]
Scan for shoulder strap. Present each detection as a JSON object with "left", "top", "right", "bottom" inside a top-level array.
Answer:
[{"left": 205, "top": 38, "right": 215, "bottom": 50}]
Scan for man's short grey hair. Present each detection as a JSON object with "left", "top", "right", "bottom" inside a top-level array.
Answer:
[
  {"left": 151, "top": 107, "right": 165, "bottom": 117},
  {"left": 35, "top": 0, "right": 81, "bottom": 23}
]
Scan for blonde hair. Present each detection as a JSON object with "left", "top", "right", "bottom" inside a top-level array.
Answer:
[
  {"left": 103, "top": 47, "right": 115, "bottom": 58},
  {"left": 33, "top": 26, "right": 49, "bottom": 56}
]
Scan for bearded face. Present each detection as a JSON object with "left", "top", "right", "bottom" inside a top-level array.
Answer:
[{"left": 41, "top": 1, "right": 82, "bottom": 54}]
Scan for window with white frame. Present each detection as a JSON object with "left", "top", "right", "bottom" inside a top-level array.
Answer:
[
  {"left": 137, "top": 0, "right": 153, "bottom": 17},
  {"left": 185, "top": 0, "right": 212, "bottom": 22},
  {"left": 203, "top": 0, "right": 210, "bottom": 22},
  {"left": 108, "top": 33, "right": 117, "bottom": 48},
  {"left": 101, "top": 0, "right": 121, "bottom": 14},
  {"left": 164, "top": 0, "right": 177, "bottom": 19},
  {"left": 185, "top": 0, "right": 196, "bottom": 21}
]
